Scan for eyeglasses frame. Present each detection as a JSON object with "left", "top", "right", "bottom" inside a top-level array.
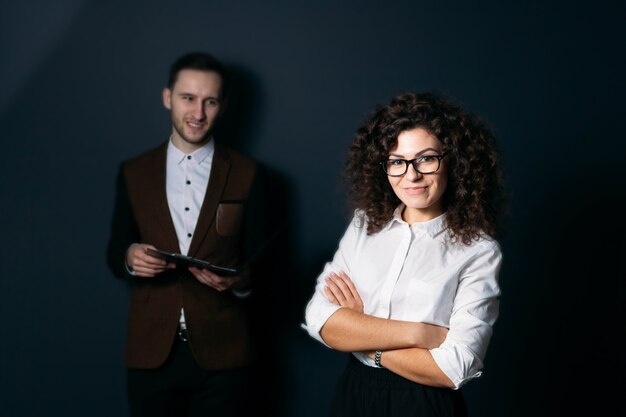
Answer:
[{"left": 380, "top": 151, "right": 449, "bottom": 177}]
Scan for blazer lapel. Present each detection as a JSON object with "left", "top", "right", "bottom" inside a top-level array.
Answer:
[
  {"left": 143, "top": 143, "right": 180, "bottom": 253},
  {"left": 187, "top": 143, "right": 230, "bottom": 257}
]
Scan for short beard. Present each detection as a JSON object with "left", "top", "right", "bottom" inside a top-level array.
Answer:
[{"left": 172, "top": 119, "right": 212, "bottom": 146}]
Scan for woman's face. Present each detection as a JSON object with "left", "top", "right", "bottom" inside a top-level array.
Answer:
[{"left": 386, "top": 127, "right": 448, "bottom": 224}]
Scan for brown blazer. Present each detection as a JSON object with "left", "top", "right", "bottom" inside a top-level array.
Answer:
[{"left": 107, "top": 140, "right": 258, "bottom": 370}]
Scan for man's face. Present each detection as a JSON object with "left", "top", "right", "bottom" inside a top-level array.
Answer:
[{"left": 163, "top": 69, "right": 222, "bottom": 151}]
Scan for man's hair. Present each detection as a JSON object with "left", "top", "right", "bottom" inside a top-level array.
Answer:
[{"left": 167, "top": 52, "right": 227, "bottom": 95}]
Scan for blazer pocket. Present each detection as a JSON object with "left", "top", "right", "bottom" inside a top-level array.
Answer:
[{"left": 216, "top": 202, "right": 244, "bottom": 237}]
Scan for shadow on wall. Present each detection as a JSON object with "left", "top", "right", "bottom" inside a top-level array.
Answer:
[
  {"left": 211, "top": 63, "right": 301, "bottom": 416},
  {"left": 213, "top": 64, "right": 263, "bottom": 152},
  {"left": 246, "top": 179, "right": 350, "bottom": 417},
  {"left": 506, "top": 159, "right": 625, "bottom": 416},
  {"left": 244, "top": 166, "right": 300, "bottom": 417}
]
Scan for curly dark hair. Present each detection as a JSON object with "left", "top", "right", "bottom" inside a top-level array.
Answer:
[{"left": 344, "top": 92, "right": 504, "bottom": 244}]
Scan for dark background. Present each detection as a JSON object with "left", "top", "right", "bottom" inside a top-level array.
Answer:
[{"left": 1, "top": 1, "right": 624, "bottom": 416}]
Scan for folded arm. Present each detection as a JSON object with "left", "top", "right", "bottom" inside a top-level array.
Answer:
[
  {"left": 319, "top": 271, "right": 453, "bottom": 387},
  {"left": 369, "top": 347, "right": 454, "bottom": 388}
]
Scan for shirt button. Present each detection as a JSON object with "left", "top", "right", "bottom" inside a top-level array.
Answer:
[
  {"left": 186, "top": 180, "right": 191, "bottom": 185},
  {"left": 187, "top": 233, "right": 192, "bottom": 238},
  {"left": 185, "top": 207, "right": 189, "bottom": 211},
  {"left": 187, "top": 155, "right": 191, "bottom": 160}
]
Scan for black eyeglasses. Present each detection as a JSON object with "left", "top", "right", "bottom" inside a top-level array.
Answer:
[{"left": 380, "top": 152, "right": 448, "bottom": 177}]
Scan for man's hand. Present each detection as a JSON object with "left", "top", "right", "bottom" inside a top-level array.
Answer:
[
  {"left": 126, "top": 243, "right": 175, "bottom": 277},
  {"left": 324, "top": 271, "right": 364, "bottom": 314},
  {"left": 188, "top": 266, "right": 251, "bottom": 292}
]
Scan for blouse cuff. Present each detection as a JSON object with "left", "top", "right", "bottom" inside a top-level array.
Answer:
[
  {"left": 303, "top": 302, "right": 342, "bottom": 347},
  {"left": 430, "top": 344, "right": 484, "bottom": 390}
]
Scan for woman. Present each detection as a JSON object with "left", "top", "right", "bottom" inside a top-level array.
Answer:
[{"left": 304, "top": 92, "right": 504, "bottom": 416}]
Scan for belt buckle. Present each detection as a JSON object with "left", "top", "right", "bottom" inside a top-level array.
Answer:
[{"left": 178, "top": 326, "right": 189, "bottom": 342}]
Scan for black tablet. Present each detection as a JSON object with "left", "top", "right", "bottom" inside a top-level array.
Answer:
[{"left": 146, "top": 248, "right": 240, "bottom": 276}]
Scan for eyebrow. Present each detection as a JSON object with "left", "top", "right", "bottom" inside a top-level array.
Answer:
[
  {"left": 177, "top": 92, "right": 220, "bottom": 100},
  {"left": 388, "top": 147, "right": 442, "bottom": 158}
]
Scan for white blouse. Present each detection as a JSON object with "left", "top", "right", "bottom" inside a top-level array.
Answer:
[{"left": 303, "top": 206, "right": 502, "bottom": 389}]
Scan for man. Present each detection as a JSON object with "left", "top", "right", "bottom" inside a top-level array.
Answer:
[{"left": 107, "top": 52, "right": 262, "bottom": 417}]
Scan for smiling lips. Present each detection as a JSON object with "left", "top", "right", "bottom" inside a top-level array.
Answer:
[
  {"left": 186, "top": 119, "right": 206, "bottom": 131},
  {"left": 403, "top": 186, "right": 427, "bottom": 195}
]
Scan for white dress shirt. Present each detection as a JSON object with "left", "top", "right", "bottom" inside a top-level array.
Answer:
[
  {"left": 166, "top": 138, "right": 214, "bottom": 329},
  {"left": 303, "top": 206, "right": 502, "bottom": 389},
  {"left": 166, "top": 139, "right": 214, "bottom": 256}
]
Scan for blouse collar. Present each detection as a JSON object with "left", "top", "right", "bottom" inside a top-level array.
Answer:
[{"left": 388, "top": 204, "right": 447, "bottom": 238}]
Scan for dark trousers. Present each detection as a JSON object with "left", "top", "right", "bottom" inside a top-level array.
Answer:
[
  {"left": 127, "top": 335, "right": 252, "bottom": 417},
  {"left": 330, "top": 355, "right": 468, "bottom": 417}
]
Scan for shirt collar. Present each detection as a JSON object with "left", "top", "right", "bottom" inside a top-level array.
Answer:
[
  {"left": 387, "top": 204, "right": 447, "bottom": 237},
  {"left": 167, "top": 136, "right": 215, "bottom": 165}
]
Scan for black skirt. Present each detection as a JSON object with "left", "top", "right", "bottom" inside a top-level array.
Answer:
[{"left": 330, "top": 354, "right": 467, "bottom": 417}]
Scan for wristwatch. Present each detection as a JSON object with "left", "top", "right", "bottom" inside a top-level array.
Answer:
[{"left": 374, "top": 350, "right": 383, "bottom": 368}]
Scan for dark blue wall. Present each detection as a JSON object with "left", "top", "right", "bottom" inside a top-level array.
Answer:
[{"left": 1, "top": 1, "right": 624, "bottom": 416}]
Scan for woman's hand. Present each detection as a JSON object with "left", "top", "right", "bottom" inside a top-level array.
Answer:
[{"left": 324, "top": 271, "right": 364, "bottom": 314}]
